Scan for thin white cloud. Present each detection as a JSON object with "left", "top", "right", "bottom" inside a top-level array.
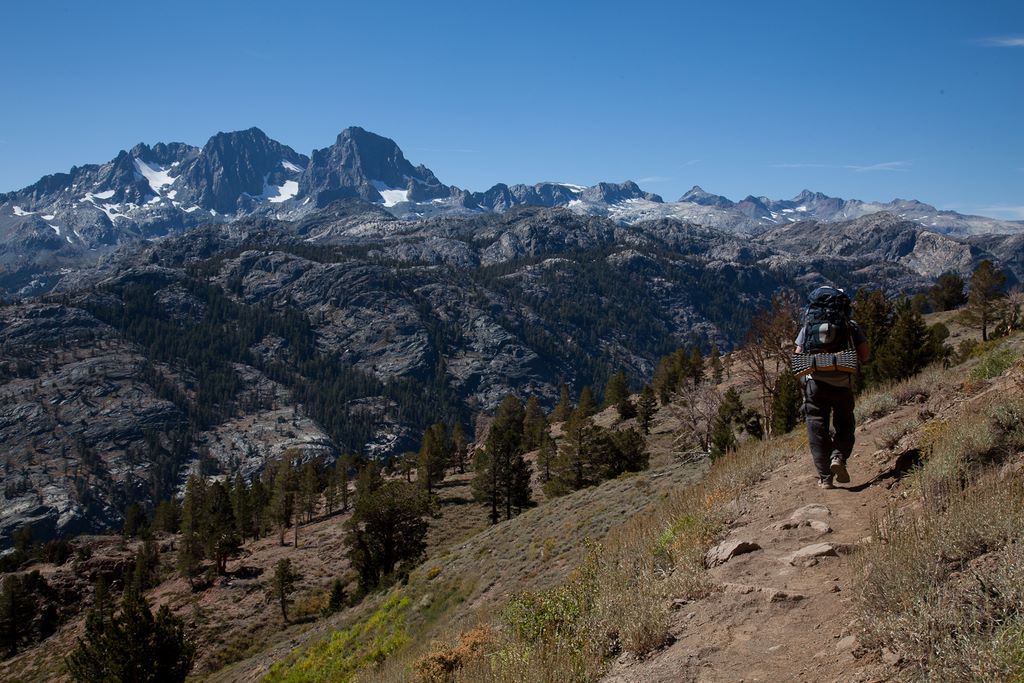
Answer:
[
  {"left": 770, "top": 161, "right": 911, "bottom": 172},
  {"left": 638, "top": 176, "right": 673, "bottom": 183},
  {"left": 681, "top": 159, "right": 701, "bottom": 167},
  {"left": 977, "top": 36, "right": 1024, "bottom": 47},
  {"left": 846, "top": 161, "right": 911, "bottom": 173}
]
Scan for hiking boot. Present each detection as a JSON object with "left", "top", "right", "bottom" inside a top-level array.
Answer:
[
  {"left": 830, "top": 457, "right": 850, "bottom": 484},
  {"left": 818, "top": 476, "right": 834, "bottom": 489}
]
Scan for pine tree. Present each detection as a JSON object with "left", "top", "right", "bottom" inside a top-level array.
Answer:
[
  {"left": 709, "top": 345, "right": 724, "bottom": 384},
  {"left": 577, "top": 386, "right": 596, "bottom": 418},
  {"left": 250, "top": 477, "right": 270, "bottom": 538},
  {"left": 203, "top": 481, "right": 239, "bottom": 575},
  {"left": 601, "top": 427, "right": 649, "bottom": 478},
  {"left": 603, "top": 371, "right": 629, "bottom": 410},
  {"left": 231, "top": 473, "right": 252, "bottom": 541},
  {"left": 323, "top": 578, "right": 347, "bottom": 616},
  {"left": 929, "top": 271, "right": 967, "bottom": 312},
  {"left": 536, "top": 433, "right": 556, "bottom": 483},
  {"left": 66, "top": 582, "right": 195, "bottom": 682},
  {"left": 271, "top": 558, "right": 300, "bottom": 623},
  {"left": 711, "top": 387, "right": 746, "bottom": 458},
  {"left": 710, "top": 411, "right": 737, "bottom": 459},
  {"left": 355, "top": 461, "right": 383, "bottom": 503},
  {"left": 177, "top": 476, "right": 206, "bottom": 587},
  {"left": 324, "top": 465, "right": 339, "bottom": 515},
  {"left": 550, "top": 383, "right": 572, "bottom": 423},
  {"left": 339, "top": 459, "right": 351, "bottom": 512},
  {"left": 122, "top": 503, "right": 145, "bottom": 538},
  {"left": 522, "top": 397, "right": 547, "bottom": 451},
  {"left": 874, "top": 302, "right": 936, "bottom": 382},
  {"left": 636, "top": 384, "right": 657, "bottom": 435},
  {"left": 472, "top": 395, "right": 528, "bottom": 523},
  {"left": 508, "top": 455, "right": 533, "bottom": 516},
  {"left": 269, "top": 457, "right": 296, "bottom": 547},
  {"left": 344, "top": 481, "right": 430, "bottom": 592},
  {"left": 416, "top": 423, "right": 448, "bottom": 494},
  {"left": 0, "top": 574, "right": 26, "bottom": 657},
  {"left": 299, "top": 460, "right": 320, "bottom": 523},
  {"left": 964, "top": 259, "right": 1007, "bottom": 342},
  {"left": 152, "top": 499, "right": 180, "bottom": 534},
  {"left": 770, "top": 370, "right": 802, "bottom": 436},
  {"left": 131, "top": 539, "right": 160, "bottom": 592},
  {"left": 554, "top": 407, "right": 595, "bottom": 491},
  {"left": 853, "top": 288, "right": 896, "bottom": 388},
  {"left": 470, "top": 447, "right": 497, "bottom": 520},
  {"left": 450, "top": 425, "right": 469, "bottom": 474},
  {"left": 689, "top": 347, "right": 705, "bottom": 384},
  {"left": 652, "top": 356, "right": 677, "bottom": 405},
  {"left": 397, "top": 451, "right": 416, "bottom": 482}
]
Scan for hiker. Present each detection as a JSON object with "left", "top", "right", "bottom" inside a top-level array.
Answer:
[{"left": 793, "top": 287, "right": 870, "bottom": 489}]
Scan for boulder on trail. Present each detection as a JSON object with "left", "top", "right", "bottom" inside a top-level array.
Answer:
[
  {"left": 705, "top": 539, "right": 761, "bottom": 568},
  {"left": 784, "top": 542, "right": 839, "bottom": 566}
]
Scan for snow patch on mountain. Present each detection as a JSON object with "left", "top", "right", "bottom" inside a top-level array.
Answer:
[
  {"left": 261, "top": 179, "right": 299, "bottom": 203},
  {"left": 133, "top": 158, "right": 175, "bottom": 194},
  {"left": 12, "top": 206, "right": 34, "bottom": 216},
  {"left": 371, "top": 181, "right": 409, "bottom": 207}
]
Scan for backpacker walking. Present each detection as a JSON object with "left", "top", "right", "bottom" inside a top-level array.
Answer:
[{"left": 793, "top": 287, "right": 870, "bottom": 489}]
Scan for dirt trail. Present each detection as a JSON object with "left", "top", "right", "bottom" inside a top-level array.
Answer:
[{"left": 604, "top": 409, "right": 920, "bottom": 683}]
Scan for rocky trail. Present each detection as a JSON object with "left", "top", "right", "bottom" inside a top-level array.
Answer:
[{"left": 604, "top": 406, "right": 924, "bottom": 683}]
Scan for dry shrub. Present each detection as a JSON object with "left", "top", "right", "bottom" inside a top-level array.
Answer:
[
  {"left": 911, "top": 395, "right": 1024, "bottom": 501},
  {"left": 856, "top": 474, "right": 1024, "bottom": 681},
  {"left": 877, "top": 420, "right": 917, "bottom": 452},
  {"left": 414, "top": 625, "right": 495, "bottom": 683},
  {"left": 855, "top": 379, "right": 1024, "bottom": 680},
  {"left": 855, "top": 391, "right": 898, "bottom": 422}
]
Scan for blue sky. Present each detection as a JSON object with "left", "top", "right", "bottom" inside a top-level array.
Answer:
[{"left": 1, "top": 0, "right": 1021, "bottom": 218}]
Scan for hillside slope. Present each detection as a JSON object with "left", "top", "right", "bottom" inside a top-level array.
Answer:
[{"left": 603, "top": 336, "right": 1024, "bottom": 682}]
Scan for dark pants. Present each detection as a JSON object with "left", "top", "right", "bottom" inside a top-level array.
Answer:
[{"left": 803, "top": 378, "right": 856, "bottom": 479}]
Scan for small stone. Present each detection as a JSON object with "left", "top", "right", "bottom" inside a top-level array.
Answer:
[
  {"left": 836, "top": 635, "right": 858, "bottom": 651},
  {"left": 768, "top": 589, "right": 806, "bottom": 602},
  {"left": 881, "top": 647, "right": 902, "bottom": 665},
  {"left": 784, "top": 543, "right": 839, "bottom": 566},
  {"left": 807, "top": 520, "right": 832, "bottom": 533},
  {"left": 705, "top": 539, "right": 762, "bottom": 568},
  {"left": 790, "top": 504, "right": 831, "bottom": 521}
]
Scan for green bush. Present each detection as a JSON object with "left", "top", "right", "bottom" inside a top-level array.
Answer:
[{"left": 970, "top": 345, "right": 1017, "bottom": 380}]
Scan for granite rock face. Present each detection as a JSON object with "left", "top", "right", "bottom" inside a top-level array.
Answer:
[
  {"left": 2, "top": 195, "right": 1022, "bottom": 546},
  {"left": 301, "top": 126, "right": 449, "bottom": 207},
  {"left": 172, "top": 127, "right": 308, "bottom": 214}
]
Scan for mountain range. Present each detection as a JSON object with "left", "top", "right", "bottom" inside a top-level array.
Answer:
[
  {"left": 2, "top": 126, "right": 1022, "bottom": 295},
  {"left": 2, "top": 125, "right": 1024, "bottom": 544}
]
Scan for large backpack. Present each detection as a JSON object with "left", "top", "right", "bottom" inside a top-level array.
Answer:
[{"left": 801, "top": 286, "right": 852, "bottom": 353}]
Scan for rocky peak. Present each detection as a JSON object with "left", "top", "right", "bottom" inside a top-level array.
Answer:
[
  {"left": 793, "top": 189, "right": 831, "bottom": 203},
  {"left": 301, "top": 127, "right": 449, "bottom": 207},
  {"left": 581, "top": 181, "right": 662, "bottom": 204},
  {"left": 734, "top": 195, "right": 771, "bottom": 219},
  {"left": 129, "top": 141, "right": 199, "bottom": 168},
  {"left": 679, "top": 185, "right": 734, "bottom": 208},
  {"left": 174, "top": 127, "right": 308, "bottom": 213}
]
